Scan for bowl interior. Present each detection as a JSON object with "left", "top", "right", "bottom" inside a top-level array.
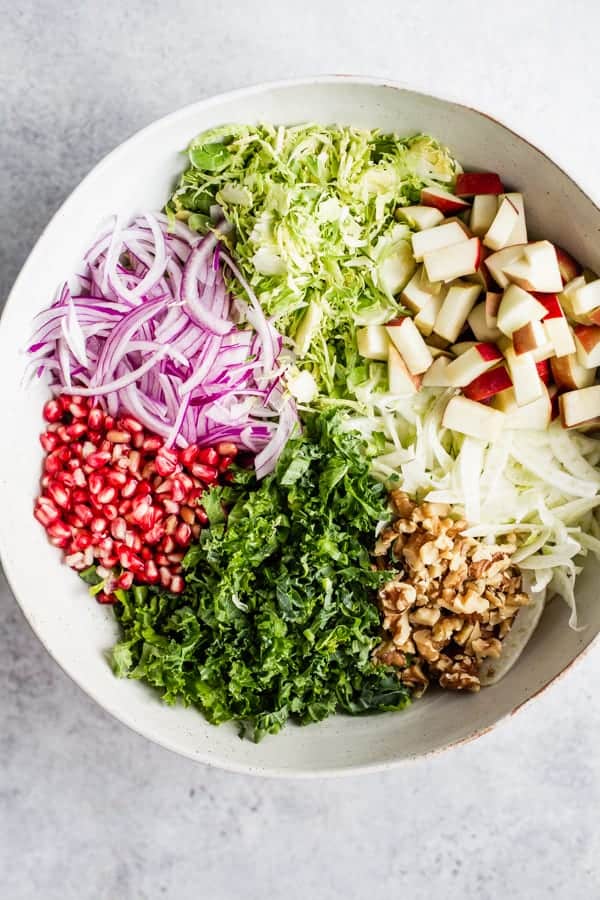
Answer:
[{"left": 2, "top": 78, "right": 599, "bottom": 775}]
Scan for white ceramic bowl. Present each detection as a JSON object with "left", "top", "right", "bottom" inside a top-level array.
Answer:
[{"left": 2, "top": 76, "right": 600, "bottom": 777}]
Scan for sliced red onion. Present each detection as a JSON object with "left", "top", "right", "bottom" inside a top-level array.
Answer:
[{"left": 29, "top": 214, "right": 297, "bottom": 475}]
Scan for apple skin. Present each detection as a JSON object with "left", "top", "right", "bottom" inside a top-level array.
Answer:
[
  {"left": 476, "top": 342, "right": 503, "bottom": 362},
  {"left": 513, "top": 321, "right": 548, "bottom": 355},
  {"left": 536, "top": 359, "right": 551, "bottom": 385},
  {"left": 463, "top": 365, "right": 512, "bottom": 401},
  {"left": 573, "top": 324, "right": 600, "bottom": 353},
  {"left": 420, "top": 187, "right": 471, "bottom": 215},
  {"left": 455, "top": 172, "right": 504, "bottom": 197},
  {"left": 554, "top": 245, "right": 582, "bottom": 284},
  {"left": 550, "top": 353, "right": 596, "bottom": 391},
  {"left": 532, "top": 292, "right": 563, "bottom": 319}
]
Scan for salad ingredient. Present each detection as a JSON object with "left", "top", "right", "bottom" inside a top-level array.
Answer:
[
  {"left": 442, "top": 395, "right": 505, "bottom": 441},
  {"left": 422, "top": 236, "right": 482, "bottom": 282},
  {"left": 28, "top": 213, "right": 296, "bottom": 476},
  {"left": 454, "top": 172, "right": 504, "bottom": 197},
  {"left": 445, "top": 342, "right": 503, "bottom": 387},
  {"left": 385, "top": 317, "right": 433, "bottom": 375},
  {"left": 34, "top": 395, "right": 234, "bottom": 599},
  {"left": 373, "top": 492, "right": 530, "bottom": 694},
  {"left": 471, "top": 195, "right": 500, "bottom": 236},
  {"left": 483, "top": 196, "right": 520, "bottom": 251},
  {"left": 168, "top": 125, "right": 462, "bottom": 397},
  {"left": 111, "top": 412, "right": 411, "bottom": 741},
  {"left": 559, "top": 385, "right": 600, "bottom": 428},
  {"left": 420, "top": 186, "right": 470, "bottom": 214},
  {"left": 432, "top": 282, "right": 480, "bottom": 342}
]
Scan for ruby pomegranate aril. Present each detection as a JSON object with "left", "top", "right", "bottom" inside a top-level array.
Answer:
[{"left": 35, "top": 397, "right": 224, "bottom": 594}]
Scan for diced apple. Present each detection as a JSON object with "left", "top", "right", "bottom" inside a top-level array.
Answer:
[
  {"left": 485, "top": 244, "right": 527, "bottom": 288},
  {"left": 554, "top": 245, "right": 582, "bottom": 284},
  {"left": 485, "top": 291, "right": 502, "bottom": 328},
  {"left": 442, "top": 395, "right": 505, "bottom": 441},
  {"left": 469, "top": 194, "right": 499, "bottom": 238},
  {"left": 467, "top": 303, "right": 501, "bottom": 342},
  {"left": 531, "top": 342, "right": 556, "bottom": 362},
  {"left": 533, "top": 360, "right": 549, "bottom": 385},
  {"left": 559, "top": 385, "right": 600, "bottom": 428},
  {"left": 427, "top": 345, "right": 452, "bottom": 359},
  {"left": 550, "top": 353, "right": 595, "bottom": 390},
  {"left": 463, "top": 364, "right": 512, "bottom": 401},
  {"left": 504, "top": 346, "right": 543, "bottom": 406},
  {"left": 491, "top": 385, "right": 551, "bottom": 430},
  {"left": 356, "top": 325, "right": 389, "bottom": 361},
  {"left": 500, "top": 193, "right": 527, "bottom": 245},
  {"left": 387, "top": 344, "right": 422, "bottom": 395},
  {"left": 503, "top": 241, "right": 563, "bottom": 293},
  {"left": 513, "top": 320, "right": 548, "bottom": 355},
  {"left": 423, "top": 238, "right": 482, "bottom": 283},
  {"left": 541, "top": 304, "right": 576, "bottom": 357},
  {"left": 411, "top": 221, "right": 469, "bottom": 262},
  {"left": 422, "top": 356, "right": 451, "bottom": 387},
  {"left": 414, "top": 294, "right": 443, "bottom": 337},
  {"left": 497, "top": 285, "right": 548, "bottom": 337},
  {"left": 396, "top": 205, "right": 445, "bottom": 230},
  {"left": 401, "top": 267, "right": 440, "bottom": 312},
  {"left": 455, "top": 172, "right": 504, "bottom": 196},
  {"left": 569, "top": 279, "right": 600, "bottom": 316},
  {"left": 420, "top": 186, "right": 471, "bottom": 215},
  {"left": 483, "top": 196, "right": 520, "bottom": 251},
  {"left": 385, "top": 317, "right": 433, "bottom": 374},
  {"left": 433, "top": 281, "right": 482, "bottom": 343},
  {"left": 445, "top": 342, "right": 504, "bottom": 387},
  {"left": 559, "top": 276, "right": 588, "bottom": 322},
  {"left": 574, "top": 324, "right": 600, "bottom": 369}
]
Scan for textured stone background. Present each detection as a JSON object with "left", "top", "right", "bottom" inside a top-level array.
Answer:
[{"left": 2, "top": 2, "right": 600, "bottom": 897}]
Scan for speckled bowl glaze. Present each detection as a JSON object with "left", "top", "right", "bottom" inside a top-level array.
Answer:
[{"left": 2, "top": 76, "right": 599, "bottom": 776}]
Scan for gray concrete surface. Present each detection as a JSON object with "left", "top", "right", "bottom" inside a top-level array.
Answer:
[{"left": 2, "top": 2, "right": 600, "bottom": 897}]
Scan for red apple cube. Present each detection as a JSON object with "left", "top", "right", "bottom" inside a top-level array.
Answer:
[
  {"left": 574, "top": 324, "right": 600, "bottom": 368},
  {"left": 554, "top": 245, "right": 582, "bottom": 284},
  {"left": 483, "top": 196, "right": 520, "bottom": 252},
  {"left": 442, "top": 394, "right": 505, "bottom": 441},
  {"left": 423, "top": 237, "right": 482, "bottom": 283},
  {"left": 411, "top": 221, "right": 468, "bottom": 262},
  {"left": 497, "top": 285, "right": 548, "bottom": 336},
  {"left": 513, "top": 320, "right": 549, "bottom": 355},
  {"left": 485, "top": 291, "right": 502, "bottom": 328},
  {"left": 356, "top": 325, "right": 389, "bottom": 361},
  {"left": 500, "top": 193, "right": 527, "bottom": 245},
  {"left": 491, "top": 385, "right": 551, "bottom": 430},
  {"left": 433, "top": 281, "right": 482, "bottom": 343},
  {"left": 414, "top": 294, "right": 443, "bottom": 337},
  {"left": 387, "top": 344, "right": 422, "bottom": 395},
  {"left": 445, "top": 342, "right": 504, "bottom": 387},
  {"left": 420, "top": 186, "right": 471, "bottom": 215},
  {"left": 422, "top": 356, "right": 451, "bottom": 388},
  {"left": 485, "top": 244, "right": 527, "bottom": 288},
  {"left": 463, "top": 364, "right": 512, "bottom": 401},
  {"left": 467, "top": 303, "right": 501, "bottom": 342},
  {"left": 536, "top": 358, "right": 551, "bottom": 385},
  {"left": 396, "top": 205, "right": 445, "bottom": 230},
  {"left": 385, "top": 317, "right": 433, "bottom": 374},
  {"left": 569, "top": 279, "right": 600, "bottom": 316},
  {"left": 455, "top": 172, "right": 504, "bottom": 197},
  {"left": 504, "top": 345, "right": 543, "bottom": 406},
  {"left": 503, "top": 241, "right": 563, "bottom": 293},
  {"left": 470, "top": 195, "right": 499, "bottom": 237},
  {"left": 550, "top": 353, "right": 595, "bottom": 391},
  {"left": 559, "top": 385, "right": 600, "bottom": 428}
]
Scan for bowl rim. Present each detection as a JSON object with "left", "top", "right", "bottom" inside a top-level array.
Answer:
[{"left": 2, "top": 73, "right": 599, "bottom": 778}]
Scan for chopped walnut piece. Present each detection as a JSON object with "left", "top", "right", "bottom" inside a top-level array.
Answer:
[{"left": 372, "top": 496, "right": 528, "bottom": 698}]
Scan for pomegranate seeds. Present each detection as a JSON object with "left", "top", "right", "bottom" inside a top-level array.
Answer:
[{"left": 34, "top": 396, "right": 235, "bottom": 603}]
